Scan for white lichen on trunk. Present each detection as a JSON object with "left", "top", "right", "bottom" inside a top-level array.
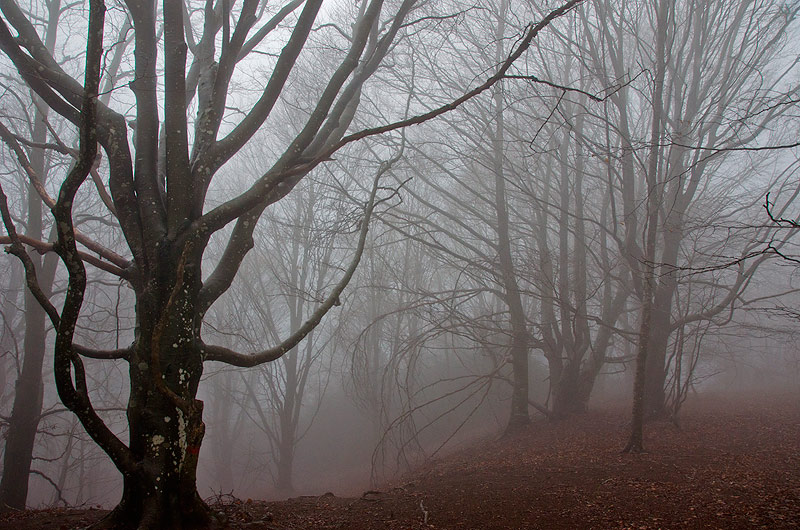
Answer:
[{"left": 176, "top": 407, "right": 187, "bottom": 470}]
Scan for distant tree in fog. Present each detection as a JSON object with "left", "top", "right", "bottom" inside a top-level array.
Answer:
[
  {"left": 211, "top": 179, "right": 353, "bottom": 494},
  {"left": 0, "top": 85, "right": 60, "bottom": 510},
  {"left": 569, "top": 0, "right": 800, "bottom": 451}
]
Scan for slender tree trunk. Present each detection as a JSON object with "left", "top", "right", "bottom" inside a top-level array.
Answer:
[
  {"left": 275, "top": 424, "right": 295, "bottom": 495},
  {"left": 0, "top": 259, "right": 23, "bottom": 411},
  {"left": 0, "top": 291, "right": 46, "bottom": 511},
  {"left": 51, "top": 418, "right": 79, "bottom": 505},
  {"left": 642, "top": 224, "right": 681, "bottom": 417},
  {"left": 574, "top": 289, "right": 629, "bottom": 409},
  {"left": 276, "top": 350, "right": 298, "bottom": 495},
  {"left": 210, "top": 371, "right": 236, "bottom": 493},
  {"left": 642, "top": 286, "right": 673, "bottom": 417},
  {"left": 625, "top": 0, "right": 670, "bottom": 454},
  {"left": 0, "top": 223, "right": 58, "bottom": 513},
  {"left": 491, "top": 0, "right": 529, "bottom": 432}
]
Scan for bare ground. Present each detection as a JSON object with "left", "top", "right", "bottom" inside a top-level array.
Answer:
[{"left": 2, "top": 393, "right": 798, "bottom": 529}]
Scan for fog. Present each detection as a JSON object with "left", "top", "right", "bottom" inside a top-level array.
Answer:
[{"left": 0, "top": 0, "right": 798, "bottom": 526}]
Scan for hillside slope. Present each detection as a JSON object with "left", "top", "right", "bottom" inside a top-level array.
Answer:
[{"left": 2, "top": 395, "right": 799, "bottom": 529}]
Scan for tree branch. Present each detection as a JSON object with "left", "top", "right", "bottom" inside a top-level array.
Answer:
[
  {"left": 0, "top": 184, "right": 61, "bottom": 326},
  {"left": 0, "top": 121, "right": 131, "bottom": 273},
  {"left": 194, "top": 0, "right": 584, "bottom": 239},
  {"left": 203, "top": 154, "right": 393, "bottom": 367},
  {"left": 49, "top": 0, "right": 137, "bottom": 475},
  {"left": 202, "top": 0, "right": 324, "bottom": 171},
  {"left": 0, "top": 235, "right": 131, "bottom": 280}
]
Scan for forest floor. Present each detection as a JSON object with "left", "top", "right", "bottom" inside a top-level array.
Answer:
[{"left": 1, "top": 392, "right": 798, "bottom": 529}]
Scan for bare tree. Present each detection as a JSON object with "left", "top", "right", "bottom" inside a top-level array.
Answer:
[
  {"left": 0, "top": 0, "right": 582, "bottom": 526},
  {"left": 220, "top": 179, "right": 350, "bottom": 494},
  {"left": 514, "top": 32, "right": 632, "bottom": 417},
  {"left": 568, "top": 0, "right": 800, "bottom": 451}
]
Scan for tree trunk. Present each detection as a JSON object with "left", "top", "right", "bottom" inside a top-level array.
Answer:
[
  {"left": 96, "top": 250, "right": 216, "bottom": 529},
  {"left": 209, "top": 371, "right": 237, "bottom": 493},
  {"left": 275, "top": 432, "right": 295, "bottom": 496},
  {"left": 492, "top": 0, "right": 529, "bottom": 433},
  {"left": 0, "top": 61, "right": 59, "bottom": 508},
  {"left": 551, "top": 360, "right": 585, "bottom": 418},
  {"left": 506, "top": 326, "right": 531, "bottom": 431},
  {"left": 642, "top": 290, "right": 672, "bottom": 418},
  {"left": 625, "top": 0, "right": 670, "bottom": 454},
  {"left": 276, "top": 354, "right": 297, "bottom": 496},
  {"left": 642, "top": 223, "right": 681, "bottom": 418},
  {"left": 0, "top": 296, "right": 46, "bottom": 511}
]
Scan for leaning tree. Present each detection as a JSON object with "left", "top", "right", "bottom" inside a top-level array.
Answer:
[{"left": 0, "top": 0, "right": 582, "bottom": 527}]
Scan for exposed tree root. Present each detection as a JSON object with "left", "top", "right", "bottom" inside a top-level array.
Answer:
[{"left": 86, "top": 496, "right": 226, "bottom": 530}]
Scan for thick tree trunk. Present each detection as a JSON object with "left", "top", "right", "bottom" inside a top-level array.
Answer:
[
  {"left": 276, "top": 368, "right": 297, "bottom": 496},
  {"left": 96, "top": 252, "right": 216, "bottom": 529},
  {"left": 506, "top": 327, "right": 531, "bottom": 431},
  {"left": 113, "top": 373, "right": 208, "bottom": 528},
  {"left": 642, "top": 228, "right": 681, "bottom": 419},
  {"left": 96, "top": 377, "right": 211, "bottom": 526},
  {"left": 275, "top": 435, "right": 295, "bottom": 496},
  {"left": 102, "top": 467, "right": 211, "bottom": 530},
  {"left": 574, "top": 372, "right": 598, "bottom": 412}
]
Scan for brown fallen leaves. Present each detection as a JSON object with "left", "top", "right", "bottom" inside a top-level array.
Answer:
[{"left": 2, "top": 392, "right": 798, "bottom": 529}]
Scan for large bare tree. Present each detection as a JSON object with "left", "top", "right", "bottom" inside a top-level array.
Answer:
[{"left": 0, "top": 0, "right": 582, "bottom": 526}]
